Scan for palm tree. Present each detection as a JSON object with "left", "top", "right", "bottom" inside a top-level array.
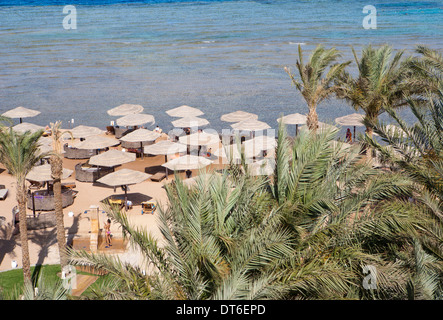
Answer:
[
  {"left": 406, "top": 240, "right": 443, "bottom": 300},
  {"left": 65, "top": 117, "right": 443, "bottom": 299},
  {"left": 68, "top": 171, "right": 293, "bottom": 300},
  {"left": 363, "top": 91, "right": 443, "bottom": 262},
  {"left": 363, "top": 90, "right": 443, "bottom": 216},
  {"left": 66, "top": 119, "right": 437, "bottom": 300},
  {"left": 336, "top": 44, "right": 414, "bottom": 137},
  {"left": 270, "top": 121, "right": 435, "bottom": 299},
  {"left": 48, "top": 121, "right": 73, "bottom": 270},
  {"left": 0, "top": 128, "right": 49, "bottom": 285},
  {"left": 284, "top": 44, "right": 350, "bottom": 132},
  {"left": 405, "top": 45, "right": 443, "bottom": 95}
]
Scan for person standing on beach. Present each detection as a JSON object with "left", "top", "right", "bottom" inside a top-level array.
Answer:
[
  {"left": 104, "top": 219, "right": 112, "bottom": 247},
  {"left": 346, "top": 128, "right": 352, "bottom": 143}
]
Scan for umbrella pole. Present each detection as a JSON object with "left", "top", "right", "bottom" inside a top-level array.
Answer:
[
  {"left": 32, "top": 190, "right": 36, "bottom": 218},
  {"left": 124, "top": 185, "right": 128, "bottom": 211},
  {"left": 141, "top": 142, "right": 144, "bottom": 160},
  {"left": 354, "top": 126, "right": 356, "bottom": 142},
  {"left": 296, "top": 124, "right": 298, "bottom": 137},
  {"left": 164, "top": 155, "right": 168, "bottom": 180}
]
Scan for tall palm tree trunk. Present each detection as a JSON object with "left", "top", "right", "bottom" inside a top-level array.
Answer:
[
  {"left": 17, "top": 183, "right": 32, "bottom": 286},
  {"left": 364, "top": 114, "right": 377, "bottom": 160},
  {"left": 50, "top": 155, "right": 67, "bottom": 269},
  {"left": 365, "top": 126, "right": 373, "bottom": 138},
  {"left": 0, "top": 127, "right": 51, "bottom": 290},
  {"left": 307, "top": 106, "right": 319, "bottom": 132}
]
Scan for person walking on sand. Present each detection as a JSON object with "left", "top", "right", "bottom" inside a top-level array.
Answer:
[{"left": 104, "top": 219, "right": 112, "bottom": 247}]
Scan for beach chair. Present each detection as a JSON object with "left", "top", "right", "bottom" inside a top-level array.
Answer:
[
  {"left": 108, "top": 198, "right": 124, "bottom": 209},
  {"left": 62, "top": 181, "right": 77, "bottom": 189},
  {"left": 127, "top": 148, "right": 142, "bottom": 157},
  {"left": 141, "top": 201, "right": 156, "bottom": 215},
  {"left": 0, "top": 185, "right": 8, "bottom": 200},
  {"left": 28, "top": 180, "right": 43, "bottom": 190},
  {"left": 150, "top": 171, "right": 166, "bottom": 182}
]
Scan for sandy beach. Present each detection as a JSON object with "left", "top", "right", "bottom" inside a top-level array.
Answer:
[{"left": 0, "top": 131, "right": 224, "bottom": 272}]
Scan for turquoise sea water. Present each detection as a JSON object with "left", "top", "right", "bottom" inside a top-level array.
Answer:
[{"left": 0, "top": 0, "right": 442, "bottom": 133}]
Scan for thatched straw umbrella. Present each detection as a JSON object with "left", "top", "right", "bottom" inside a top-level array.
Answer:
[
  {"left": 72, "top": 135, "right": 120, "bottom": 150},
  {"left": 88, "top": 149, "right": 136, "bottom": 168},
  {"left": 70, "top": 125, "right": 105, "bottom": 139},
  {"left": 178, "top": 131, "right": 219, "bottom": 155},
  {"left": 172, "top": 116, "right": 209, "bottom": 129},
  {"left": 179, "top": 131, "right": 219, "bottom": 147},
  {"left": 231, "top": 119, "right": 271, "bottom": 132},
  {"left": 12, "top": 122, "right": 44, "bottom": 134},
  {"left": 97, "top": 168, "right": 152, "bottom": 210},
  {"left": 162, "top": 155, "right": 213, "bottom": 179},
  {"left": 221, "top": 110, "right": 258, "bottom": 123},
  {"left": 144, "top": 140, "right": 187, "bottom": 179},
  {"left": 335, "top": 113, "right": 365, "bottom": 140},
  {"left": 243, "top": 136, "right": 277, "bottom": 157},
  {"left": 166, "top": 105, "right": 204, "bottom": 118},
  {"left": 26, "top": 164, "right": 74, "bottom": 215},
  {"left": 2, "top": 106, "right": 41, "bottom": 123},
  {"left": 119, "top": 128, "right": 161, "bottom": 159},
  {"left": 144, "top": 140, "right": 187, "bottom": 157},
  {"left": 107, "top": 104, "right": 144, "bottom": 116},
  {"left": 116, "top": 113, "right": 155, "bottom": 127},
  {"left": 26, "top": 164, "right": 73, "bottom": 183},
  {"left": 277, "top": 113, "right": 307, "bottom": 135},
  {"left": 37, "top": 136, "right": 63, "bottom": 158}
]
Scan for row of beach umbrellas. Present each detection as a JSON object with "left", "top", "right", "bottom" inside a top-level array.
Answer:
[
  {"left": 0, "top": 105, "right": 348, "bottom": 182},
  {"left": 1, "top": 104, "right": 345, "bottom": 139},
  {"left": 2, "top": 103, "right": 406, "bottom": 215},
  {"left": 3, "top": 104, "right": 392, "bottom": 190},
  {"left": 2, "top": 104, "right": 399, "bottom": 136},
  {"left": 2, "top": 104, "right": 392, "bottom": 213},
  {"left": 3, "top": 105, "right": 393, "bottom": 169}
]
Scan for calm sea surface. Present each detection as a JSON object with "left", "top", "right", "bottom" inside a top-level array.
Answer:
[{"left": 0, "top": 0, "right": 442, "bottom": 134}]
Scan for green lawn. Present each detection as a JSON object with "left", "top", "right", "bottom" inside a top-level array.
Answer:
[
  {"left": 0, "top": 264, "right": 61, "bottom": 298},
  {"left": 0, "top": 264, "right": 108, "bottom": 299}
]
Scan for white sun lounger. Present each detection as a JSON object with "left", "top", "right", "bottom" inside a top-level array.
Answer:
[{"left": 0, "top": 188, "right": 8, "bottom": 200}]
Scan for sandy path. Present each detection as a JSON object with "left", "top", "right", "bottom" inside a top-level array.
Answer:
[{"left": 0, "top": 132, "right": 223, "bottom": 272}]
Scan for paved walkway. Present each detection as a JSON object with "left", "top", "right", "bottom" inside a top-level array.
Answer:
[{"left": 71, "top": 274, "right": 99, "bottom": 297}]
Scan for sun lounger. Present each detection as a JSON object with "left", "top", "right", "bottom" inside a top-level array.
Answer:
[
  {"left": 62, "top": 182, "right": 77, "bottom": 189},
  {"left": 108, "top": 198, "right": 124, "bottom": 209},
  {"left": 150, "top": 172, "right": 166, "bottom": 182},
  {"left": 28, "top": 180, "right": 43, "bottom": 189},
  {"left": 0, "top": 188, "right": 8, "bottom": 200},
  {"left": 127, "top": 148, "right": 142, "bottom": 157}
]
